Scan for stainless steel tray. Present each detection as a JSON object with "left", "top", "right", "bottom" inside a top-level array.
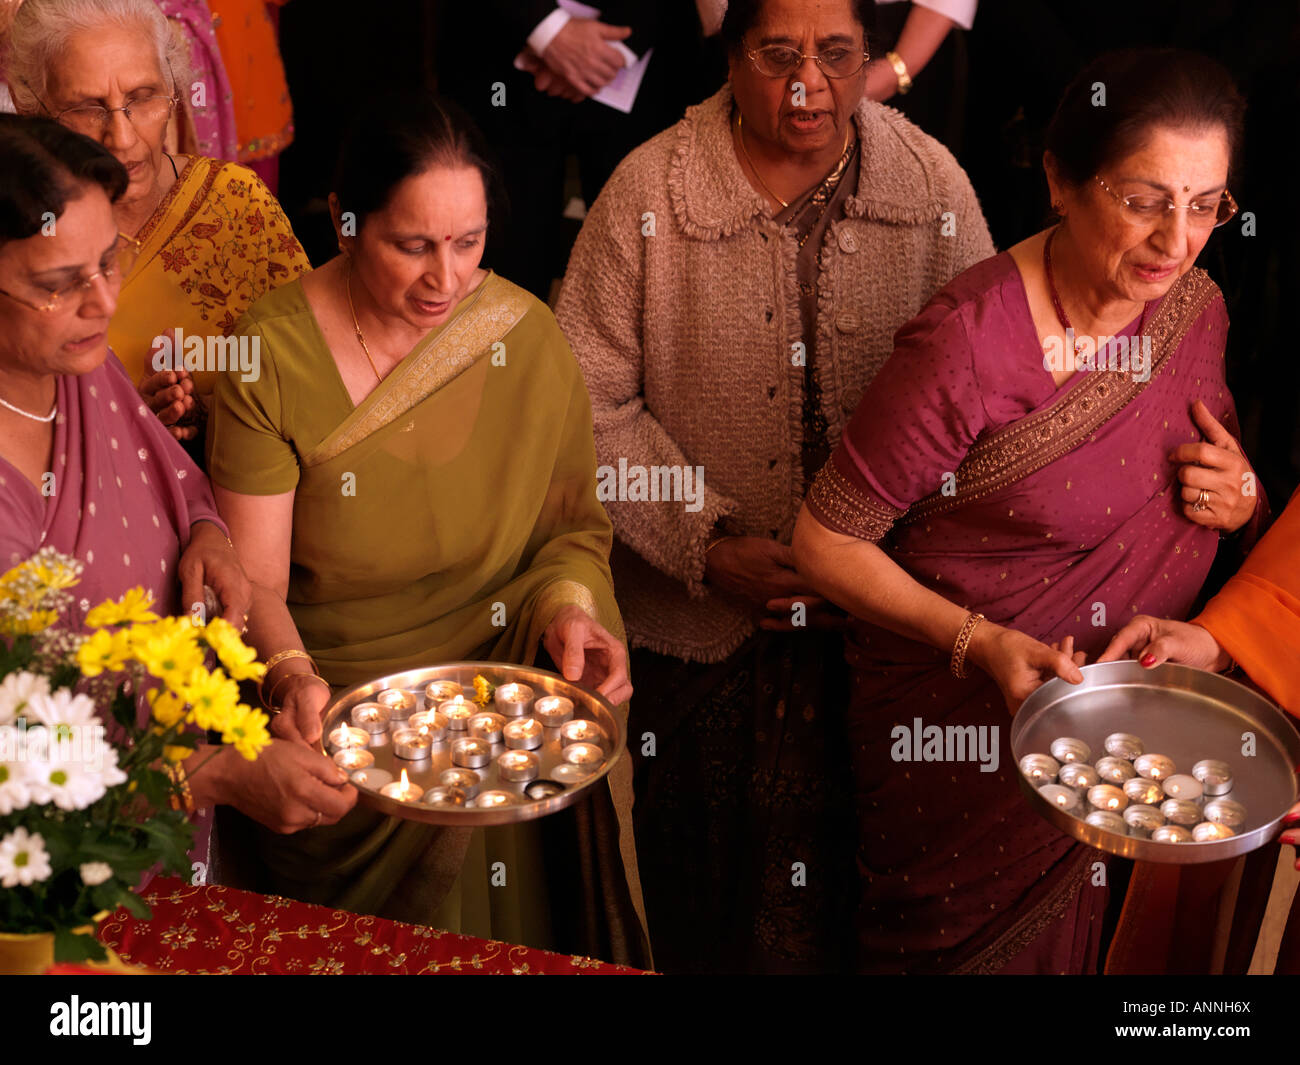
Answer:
[
  {"left": 319, "top": 662, "right": 624, "bottom": 827},
  {"left": 1012, "top": 661, "right": 1300, "bottom": 863}
]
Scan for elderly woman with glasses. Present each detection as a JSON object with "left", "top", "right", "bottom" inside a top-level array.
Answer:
[
  {"left": 791, "top": 48, "right": 1265, "bottom": 974},
  {"left": 6, "top": 0, "right": 309, "bottom": 449},
  {"left": 555, "top": 0, "right": 993, "bottom": 972}
]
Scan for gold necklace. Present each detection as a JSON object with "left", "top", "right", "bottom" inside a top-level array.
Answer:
[
  {"left": 736, "top": 112, "right": 852, "bottom": 212},
  {"left": 345, "top": 259, "right": 383, "bottom": 383}
]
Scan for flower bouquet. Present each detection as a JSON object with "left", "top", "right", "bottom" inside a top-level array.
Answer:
[{"left": 0, "top": 548, "right": 270, "bottom": 964}]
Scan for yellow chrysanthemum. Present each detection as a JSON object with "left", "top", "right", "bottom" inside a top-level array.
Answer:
[
  {"left": 131, "top": 620, "right": 205, "bottom": 686},
  {"left": 76, "top": 627, "right": 134, "bottom": 677},
  {"left": 85, "top": 587, "right": 160, "bottom": 628},
  {"left": 147, "top": 688, "right": 187, "bottom": 729},
  {"left": 163, "top": 744, "right": 195, "bottom": 763},
  {"left": 220, "top": 703, "right": 271, "bottom": 760},
  {"left": 19, "top": 609, "right": 57, "bottom": 635},
  {"left": 31, "top": 557, "right": 81, "bottom": 592},
  {"left": 175, "top": 666, "right": 241, "bottom": 732},
  {"left": 203, "top": 617, "right": 266, "bottom": 683}
]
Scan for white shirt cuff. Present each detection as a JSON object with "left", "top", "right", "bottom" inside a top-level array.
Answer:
[{"left": 528, "top": 9, "right": 573, "bottom": 56}]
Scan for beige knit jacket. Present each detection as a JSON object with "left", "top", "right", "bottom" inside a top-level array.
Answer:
[{"left": 556, "top": 85, "right": 996, "bottom": 664}]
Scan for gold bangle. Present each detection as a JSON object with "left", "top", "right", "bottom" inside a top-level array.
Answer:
[
  {"left": 264, "top": 648, "right": 314, "bottom": 673},
  {"left": 886, "top": 50, "right": 912, "bottom": 95},
  {"left": 268, "top": 671, "right": 331, "bottom": 712},
  {"left": 951, "top": 612, "right": 985, "bottom": 679}
]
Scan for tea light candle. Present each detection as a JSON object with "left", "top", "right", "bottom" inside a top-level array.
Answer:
[
  {"left": 1095, "top": 757, "right": 1137, "bottom": 784},
  {"left": 451, "top": 736, "right": 492, "bottom": 769},
  {"left": 351, "top": 702, "right": 392, "bottom": 734},
  {"left": 1192, "top": 759, "right": 1233, "bottom": 796},
  {"left": 562, "top": 742, "right": 605, "bottom": 768},
  {"left": 467, "top": 712, "right": 506, "bottom": 745},
  {"left": 1050, "top": 737, "right": 1091, "bottom": 764},
  {"left": 498, "top": 750, "right": 540, "bottom": 783},
  {"left": 1134, "top": 753, "right": 1176, "bottom": 781},
  {"left": 440, "top": 768, "right": 481, "bottom": 798},
  {"left": 525, "top": 780, "right": 566, "bottom": 801},
  {"left": 1202, "top": 798, "right": 1247, "bottom": 831},
  {"left": 1160, "top": 798, "right": 1201, "bottom": 827},
  {"left": 392, "top": 727, "right": 434, "bottom": 761},
  {"left": 333, "top": 747, "right": 374, "bottom": 772},
  {"left": 1152, "top": 824, "right": 1193, "bottom": 843},
  {"left": 328, "top": 722, "right": 370, "bottom": 753},
  {"left": 425, "top": 680, "right": 463, "bottom": 704},
  {"left": 351, "top": 768, "right": 393, "bottom": 790},
  {"left": 407, "top": 710, "right": 448, "bottom": 740},
  {"left": 552, "top": 763, "right": 597, "bottom": 784},
  {"left": 503, "top": 718, "right": 544, "bottom": 750},
  {"left": 422, "top": 786, "right": 470, "bottom": 808},
  {"left": 1039, "top": 784, "right": 1082, "bottom": 815},
  {"left": 1193, "top": 821, "right": 1235, "bottom": 842},
  {"left": 533, "top": 695, "right": 574, "bottom": 727},
  {"left": 561, "top": 719, "right": 606, "bottom": 749},
  {"left": 439, "top": 696, "right": 475, "bottom": 730},
  {"left": 1087, "top": 784, "right": 1128, "bottom": 813},
  {"left": 494, "top": 682, "right": 534, "bottom": 717},
  {"left": 376, "top": 689, "right": 417, "bottom": 722},
  {"left": 1105, "top": 732, "right": 1145, "bottom": 761},
  {"left": 473, "top": 790, "right": 517, "bottom": 808},
  {"left": 381, "top": 768, "right": 423, "bottom": 803},
  {"left": 1123, "top": 804, "right": 1165, "bottom": 838},
  {"left": 1124, "top": 778, "right": 1164, "bottom": 806},
  {"left": 1059, "top": 763, "right": 1101, "bottom": 791},
  {"left": 1161, "top": 774, "right": 1202, "bottom": 801},
  {"left": 1085, "top": 810, "right": 1127, "bottom": 834},
  {"left": 1019, "top": 753, "right": 1060, "bottom": 786}
]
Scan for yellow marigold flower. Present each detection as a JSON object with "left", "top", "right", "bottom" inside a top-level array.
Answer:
[
  {"left": 85, "top": 587, "right": 160, "bottom": 628},
  {"left": 147, "top": 688, "right": 187, "bottom": 729},
  {"left": 203, "top": 617, "right": 266, "bottom": 682},
  {"left": 76, "top": 628, "right": 133, "bottom": 677},
  {"left": 221, "top": 703, "right": 271, "bottom": 760},
  {"left": 175, "top": 666, "right": 241, "bottom": 732},
  {"left": 472, "top": 673, "right": 494, "bottom": 707}
]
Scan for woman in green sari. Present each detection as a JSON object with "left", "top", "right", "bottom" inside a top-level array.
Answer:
[{"left": 205, "top": 93, "right": 648, "bottom": 965}]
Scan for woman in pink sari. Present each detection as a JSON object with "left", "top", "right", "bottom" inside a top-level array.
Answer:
[{"left": 793, "top": 49, "right": 1266, "bottom": 973}]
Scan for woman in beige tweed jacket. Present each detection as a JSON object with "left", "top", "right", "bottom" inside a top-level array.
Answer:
[{"left": 555, "top": 0, "right": 993, "bottom": 973}]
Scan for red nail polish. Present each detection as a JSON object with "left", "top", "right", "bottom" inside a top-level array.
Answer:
[{"left": 1140, "top": 653, "right": 1156, "bottom": 667}]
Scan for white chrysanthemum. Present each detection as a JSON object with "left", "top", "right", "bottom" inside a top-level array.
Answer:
[
  {"left": 0, "top": 671, "right": 51, "bottom": 726},
  {"left": 0, "top": 758, "right": 31, "bottom": 815},
  {"left": 80, "top": 861, "right": 113, "bottom": 886},
  {"left": 28, "top": 745, "right": 127, "bottom": 811},
  {"left": 0, "top": 827, "right": 53, "bottom": 887},
  {"left": 24, "top": 688, "right": 99, "bottom": 733}
]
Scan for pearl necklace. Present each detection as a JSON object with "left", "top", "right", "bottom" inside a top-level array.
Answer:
[{"left": 0, "top": 392, "right": 56, "bottom": 422}]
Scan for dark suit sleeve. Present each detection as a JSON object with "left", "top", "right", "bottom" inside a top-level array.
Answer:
[{"left": 497, "top": 0, "right": 564, "bottom": 47}]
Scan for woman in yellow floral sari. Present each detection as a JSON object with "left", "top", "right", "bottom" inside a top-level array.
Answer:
[
  {"left": 7, "top": 0, "right": 309, "bottom": 446},
  {"left": 205, "top": 92, "right": 649, "bottom": 965}
]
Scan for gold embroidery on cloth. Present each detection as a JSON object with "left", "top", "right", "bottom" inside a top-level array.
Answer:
[
  {"left": 304, "top": 275, "right": 531, "bottom": 467},
  {"left": 537, "top": 579, "right": 600, "bottom": 623},
  {"left": 901, "top": 269, "right": 1219, "bottom": 527},
  {"left": 806, "top": 461, "right": 904, "bottom": 543}
]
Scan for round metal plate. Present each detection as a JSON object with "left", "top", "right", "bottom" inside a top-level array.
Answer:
[
  {"left": 1012, "top": 661, "right": 1300, "bottom": 864},
  {"left": 319, "top": 662, "right": 624, "bottom": 827}
]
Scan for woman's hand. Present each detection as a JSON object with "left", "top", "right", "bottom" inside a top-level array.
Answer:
[
  {"left": 967, "top": 622, "right": 1085, "bottom": 713},
  {"left": 191, "top": 741, "right": 356, "bottom": 834},
  {"left": 180, "top": 521, "right": 252, "bottom": 627},
  {"left": 543, "top": 604, "right": 633, "bottom": 705},
  {"left": 270, "top": 672, "right": 332, "bottom": 748},
  {"left": 1172, "top": 400, "right": 1258, "bottom": 533},
  {"left": 1278, "top": 805, "right": 1300, "bottom": 870},
  {"left": 1097, "top": 614, "right": 1231, "bottom": 671},
  {"left": 706, "top": 536, "right": 820, "bottom": 605}
]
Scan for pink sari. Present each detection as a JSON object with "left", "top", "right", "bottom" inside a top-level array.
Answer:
[{"left": 807, "top": 253, "right": 1265, "bottom": 973}]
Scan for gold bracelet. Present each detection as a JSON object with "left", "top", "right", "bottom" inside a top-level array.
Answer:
[
  {"left": 951, "top": 612, "right": 985, "bottom": 679},
  {"left": 164, "top": 761, "right": 195, "bottom": 816},
  {"left": 264, "top": 648, "right": 314, "bottom": 673},
  {"left": 267, "top": 671, "right": 331, "bottom": 712},
  {"left": 886, "top": 50, "right": 912, "bottom": 95}
]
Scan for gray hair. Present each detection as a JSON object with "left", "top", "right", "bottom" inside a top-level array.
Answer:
[{"left": 6, "top": 0, "right": 190, "bottom": 114}]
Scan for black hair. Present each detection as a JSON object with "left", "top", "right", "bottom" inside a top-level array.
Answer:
[
  {"left": 719, "top": 0, "right": 876, "bottom": 55},
  {"left": 1045, "top": 48, "right": 1246, "bottom": 188},
  {"left": 0, "top": 114, "right": 127, "bottom": 246}
]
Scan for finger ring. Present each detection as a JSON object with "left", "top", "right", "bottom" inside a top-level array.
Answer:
[{"left": 1193, "top": 488, "right": 1211, "bottom": 512}]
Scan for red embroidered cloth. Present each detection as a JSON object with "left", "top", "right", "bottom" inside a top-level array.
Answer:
[{"left": 95, "top": 877, "right": 647, "bottom": 975}]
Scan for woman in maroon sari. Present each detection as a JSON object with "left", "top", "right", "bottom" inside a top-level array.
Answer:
[{"left": 793, "top": 49, "right": 1266, "bottom": 973}]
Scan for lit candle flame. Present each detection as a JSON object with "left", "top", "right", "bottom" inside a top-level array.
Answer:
[{"left": 400, "top": 768, "right": 410, "bottom": 789}]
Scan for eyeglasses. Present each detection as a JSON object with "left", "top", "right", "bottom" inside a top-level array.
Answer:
[
  {"left": 23, "top": 70, "right": 178, "bottom": 135},
  {"left": 0, "top": 235, "right": 139, "bottom": 313},
  {"left": 745, "top": 44, "right": 869, "bottom": 79},
  {"left": 1094, "top": 176, "right": 1239, "bottom": 229}
]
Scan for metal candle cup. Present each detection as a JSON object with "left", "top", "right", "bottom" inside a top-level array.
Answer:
[
  {"left": 380, "top": 771, "right": 424, "bottom": 803},
  {"left": 1134, "top": 753, "right": 1176, "bottom": 782},
  {"left": 328, "top": 723, "right": 370, "bottom": 753},
  {"left": 1085, "top": 810, "right": 1127, "bottom": 834},
  {"left": 333, "top": 748, "right": 374, "bottom": 772},
  {"left": 424, "top": 680, "right": 463, "bottom": 704},
  {"left": 1095, "top": 757, "right": 1137, "bottom": 784},
  {"left": 526, "top": 780, "right": 566, "bottom": 801},
  {"left": 494, "top": 682, "right": 534, "bottom": 717},
  {"left": 1124, "top": 778, "right": 1164, "bottom": 806},
  {"left": 1202, "top": 798, "right": 1247, "bottom": 831},
  {"left": 533, "top": 695, "right": 574, "bottom": 727},
  {"left": 351, "top": 702, "right": 392, "bottom": 734},
  {"left": 351, "top": 768, "right": 393, "bottom": 790},
  {"left": 392, "top": 728, "right": 434, "bottom": 761},
  {"left": 376, "top": 689, "right": 417, "bottom": 723},
  {"left": 1193, "top": 821, "right": 1235, "bottom": 842},
  {"left": 1039, "top": 784, "right": 1083, "bottom": 816},
  {"left": 422, "top": 786, "right": 470, "bottom": 808},
  {"left": 503, "top": 718, "right": 544, "bottom": 750},
  {"left": 1151, "top": 824, "right": 1193, "bottom": 843},
  {"left": 560, "top": 719, "right": 606, "bottom": 749},
  {"left": 1087, "top": 784, "right": 1128, "bottom": 813},
  {"left": 1123, "top": 804, "right": 1165, "bottom": 838},
  {"left": 1159, "top": 798, "right": 1201, "bottom": 827},
  {"left": 1161, "top": 774, "right": 1203, "bottom": 801},
  {"left": 562, "top": 742, "right": 605, "bottom": 768},
  {"left": 1019, "top": 753, "right": 1060, "bottom": 786},
  {"left": 498, "top": 750, "right": 540, "bottom": 783},
  {"left": 552, "top": 763, "right": 597, "bottom": 784},
  {"left": 451, "top": 736, "right": 492, "bottom": 769},
  {"left": 1050, "top": 737, "right": 1091, "bottom": 764},
  {"left": 1059, "top": 763, "right": 1101, "bottom": 791},
  {"left": 407, "top": 710, "right": 448, "bottom": 741},
  {"left": 467, "top": 712, "right": 506, "bottom": 745},
  {"left": 1104, "top": 732, "right": 1145, "bottom": 761},
  {"left": 473, "top": 790, "right": 518, "bottom": 808},
  {"left": 440, "top": 768, "right": 481, "bottom": 798},
  {"left": 1192, "top": 759, "right": 1233, "bottom": 796},
  {"left": 439, "top": 696, "right": 474, "bottom": 730}
]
